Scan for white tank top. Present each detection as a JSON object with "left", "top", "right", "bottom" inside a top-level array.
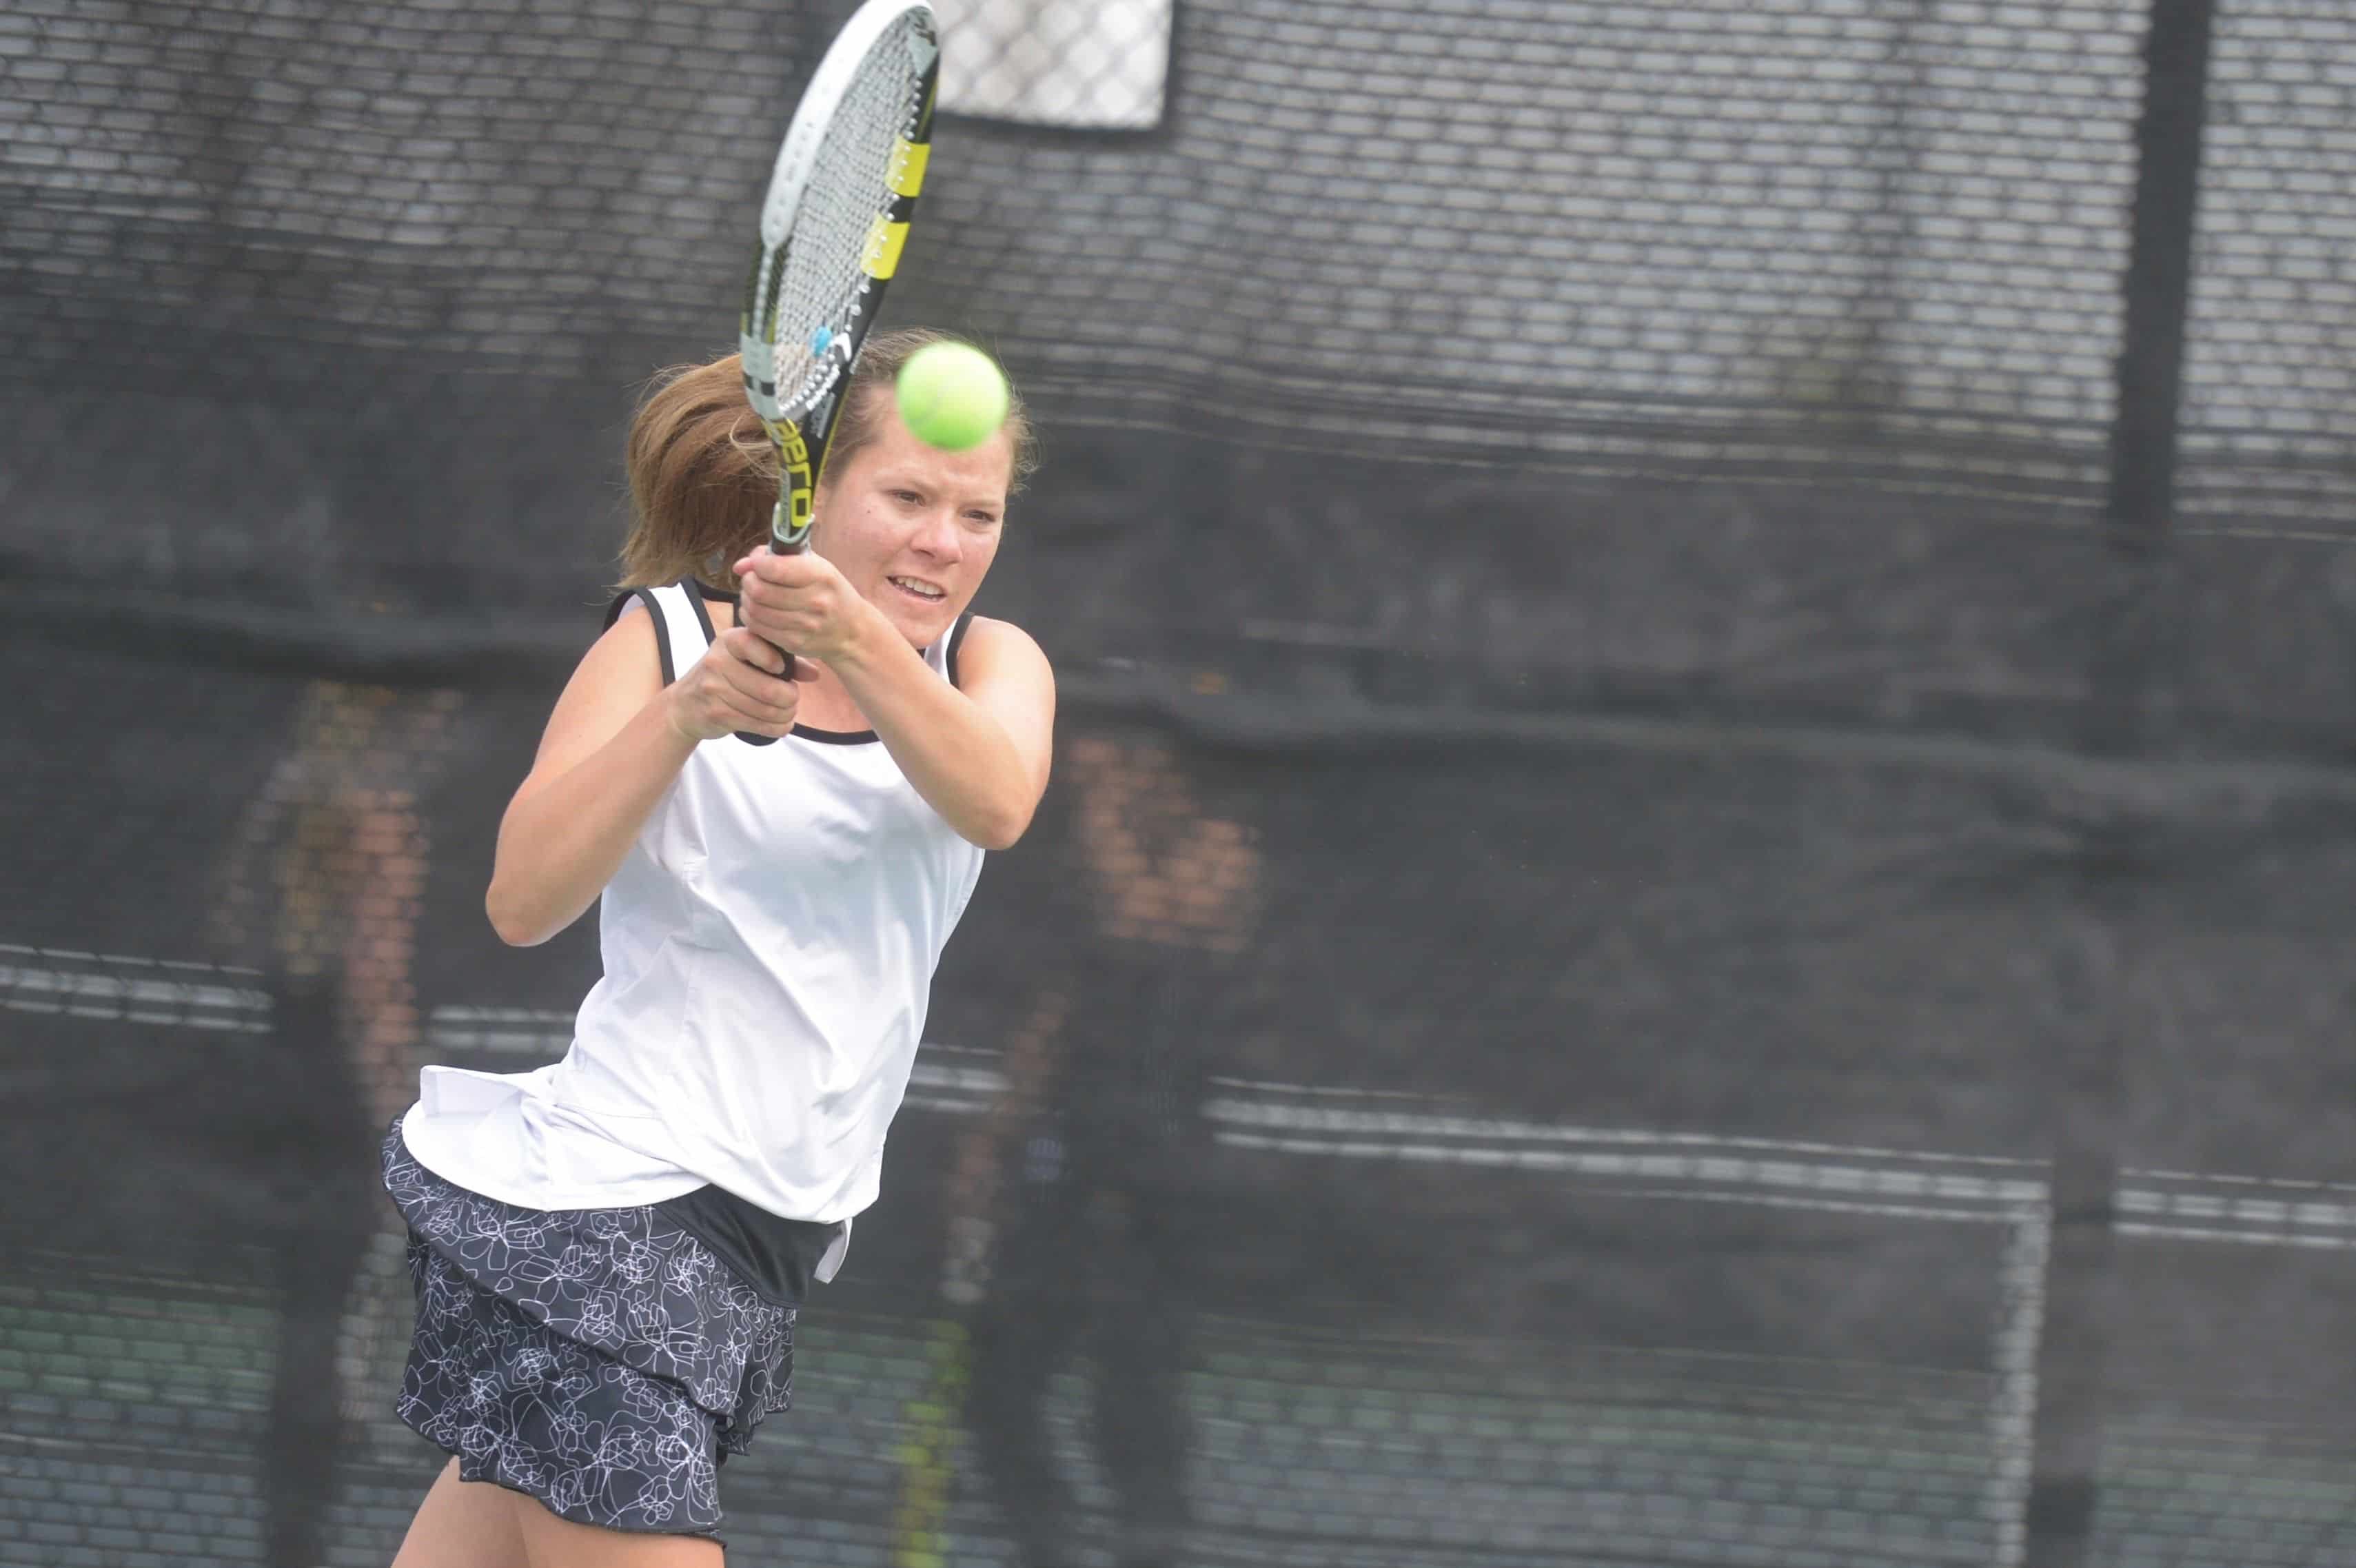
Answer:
[{"left": 399, "top": 581, "right": 987, "bottom": 1267}]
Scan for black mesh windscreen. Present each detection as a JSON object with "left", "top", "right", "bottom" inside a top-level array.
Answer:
[{"left": 6, "top": 3, "right": 2355, "bottom": 1567}]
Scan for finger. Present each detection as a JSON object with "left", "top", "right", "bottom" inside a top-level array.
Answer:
[
  {"left": 717, "top": 653, "right": 803, "bottom": 711},
  {"left": 737, "top": 627, "right": 789, "bottom": 673},
  {"left": 735, "top": 564, "right": 797, "bottom": 617},
  {"left": 721, "top": 627, "right": 787, "bottom": 674},
  {"left": 789, "top": 656, "right": 823, "bottom": 682},
  {"left": 742, "top": 613, "right": 820, "bottom": 659},
  {"left": 733, "top": 584, "right": 808, "bottom": 631},
  {"left": 712, "top": 684, "right": 798, "bottom": 731},
  {"left": 720, "top": 709, "right": 795, "bottom": 739},
  {"left": 716, "top": 664, "right": 801, "bottom": 711},
  {"left": 736, "top": 546, "right": 813, "bottom": 584},
  {"left": 735, "top": 574, "right": 777, "bottom": 620},
  {"left": 742, "top": 547, "right": 826, "bottom": 587}
]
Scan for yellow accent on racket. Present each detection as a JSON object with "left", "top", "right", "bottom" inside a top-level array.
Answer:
[
  {"left": 863, "top": 215, "right": 911, "bottom": 278},
  {"left": 886, "top": 139, "right": 930, "bottom": 197}
]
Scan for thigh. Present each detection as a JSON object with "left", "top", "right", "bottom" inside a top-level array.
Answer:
[
  {"left": 512, "top": 1498, "right": 726, "bottom": 1568},
  {"left": 390, "top": 1458, "right": 529, "bottom": 1568}
]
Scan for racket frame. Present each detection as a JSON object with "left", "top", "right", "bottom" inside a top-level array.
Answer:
[
  {"left": 740, "top": 0, "right": 940, "bottom": 558},
  {"left": 732, "top": 0, "right": 937, "bottom": 745}
]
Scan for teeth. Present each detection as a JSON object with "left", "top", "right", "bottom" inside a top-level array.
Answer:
[{"left": 892, "top": 577, "right": 944, "bottom": 599}]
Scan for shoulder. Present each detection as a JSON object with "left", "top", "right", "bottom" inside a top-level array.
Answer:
[
  {"left": 596, "top": 593, "right": 661, "bottom": 652},
  {"left": 567, "top": 594, "right": 667, "bottom": 693},
  {"left": 596, "top": 580, "right": 723, "bottom": 682},
  {"left": 951, "top": 618, "right": 1054, "bottom": 757},
  {"left": 956, "top": 615, "right": 1051, "bottom": 681},
  {"left": 517, "top": 598, "right": 673, "bottom": 781}
]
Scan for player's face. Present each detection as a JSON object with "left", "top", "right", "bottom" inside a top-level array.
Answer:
[{"left": 813, "top": 405, "right": 1013, "bottom": 647}]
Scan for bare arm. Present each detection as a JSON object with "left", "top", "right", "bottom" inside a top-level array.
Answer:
[
  {"left": 485, "top": 604, "right": 813, "bottom": 946},
  {"left": 734, "top": 545, "right": 1055, "bottom": 850},
  {"left": 829, "top": 607, "right": 1055, "bottom": 850}
]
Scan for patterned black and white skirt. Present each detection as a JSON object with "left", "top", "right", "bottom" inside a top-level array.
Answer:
[{"left": 380, "top": 1123, "right": 803, "bottom": 1538}]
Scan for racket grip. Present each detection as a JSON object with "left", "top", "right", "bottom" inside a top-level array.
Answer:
[
  {"left": 733, "top": 632, "right": 793, "bottom": 747},
  {"left": 733, "top": 518, "right": 809, "bottom": 746},
  {"left": 730, "top": 669, "right": 786, "bottom": 744}
]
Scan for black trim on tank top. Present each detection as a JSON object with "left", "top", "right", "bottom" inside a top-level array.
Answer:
[
  {"left": 651, "top": 1185, "right": 843, "bottom": 1310},
  {"left": 946, "top": 611, "right": 973, "bottom": 689},
  {"left": 683, "top": 580, "right": 720, "bottom": 648},
  {"left": 605, "top": 588, "right": 676, "bottom": 686},
  {"left": 689, "top": 580, "right": 966, "bottom": 744}
]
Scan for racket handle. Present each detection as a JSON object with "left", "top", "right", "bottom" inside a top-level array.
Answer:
[
  {"left": 733, "top": 649, "right": 788, "bottom": 747},
  {"left": 733, "top": 518, "right": 811, "bottom": 747}
]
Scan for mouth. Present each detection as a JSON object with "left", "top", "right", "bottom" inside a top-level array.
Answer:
[{"left": 887, "top": 574, "right": 947, "bottom": 604}]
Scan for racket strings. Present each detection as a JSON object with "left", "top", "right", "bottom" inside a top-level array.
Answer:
[{"left": 764, "top": 12, "right": 932, "bottom": 407}]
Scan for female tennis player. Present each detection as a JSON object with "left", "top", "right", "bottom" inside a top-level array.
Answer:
[{"left": 380, "top": 328, "right": 1051, "bottom": 1565}]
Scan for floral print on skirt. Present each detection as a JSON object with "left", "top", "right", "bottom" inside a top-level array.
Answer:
[{"left": 381, "top": 1121, "right": 797, "bottom": 1536}]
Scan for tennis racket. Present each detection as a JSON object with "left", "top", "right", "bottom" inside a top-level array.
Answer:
[{"left": 735, "top": 0, "right": 940, "bottom": 746}]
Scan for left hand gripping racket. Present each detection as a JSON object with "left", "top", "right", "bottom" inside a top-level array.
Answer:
[{"left": 735, "top": 0, "right": 939, "bottom": 746}]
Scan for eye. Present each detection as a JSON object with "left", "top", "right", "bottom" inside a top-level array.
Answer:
[
  {"left": 964, "top": 509, "right": 1000, "bottom": 526},
  {"left": 891, "top": 489, "right": 922, "bottom": 505}
]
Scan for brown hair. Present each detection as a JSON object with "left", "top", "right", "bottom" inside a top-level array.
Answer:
[{"left": 619, "top": 328, "right": 1036, "bottom": 591}]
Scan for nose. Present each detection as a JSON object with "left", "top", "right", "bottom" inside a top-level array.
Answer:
[{"left": 911, "top": 505, "right": 964, "bottom": 561}]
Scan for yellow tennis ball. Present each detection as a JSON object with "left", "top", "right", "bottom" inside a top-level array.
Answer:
[{"left": 894, "top": 342, "right": 1010, "bottom": 452}]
